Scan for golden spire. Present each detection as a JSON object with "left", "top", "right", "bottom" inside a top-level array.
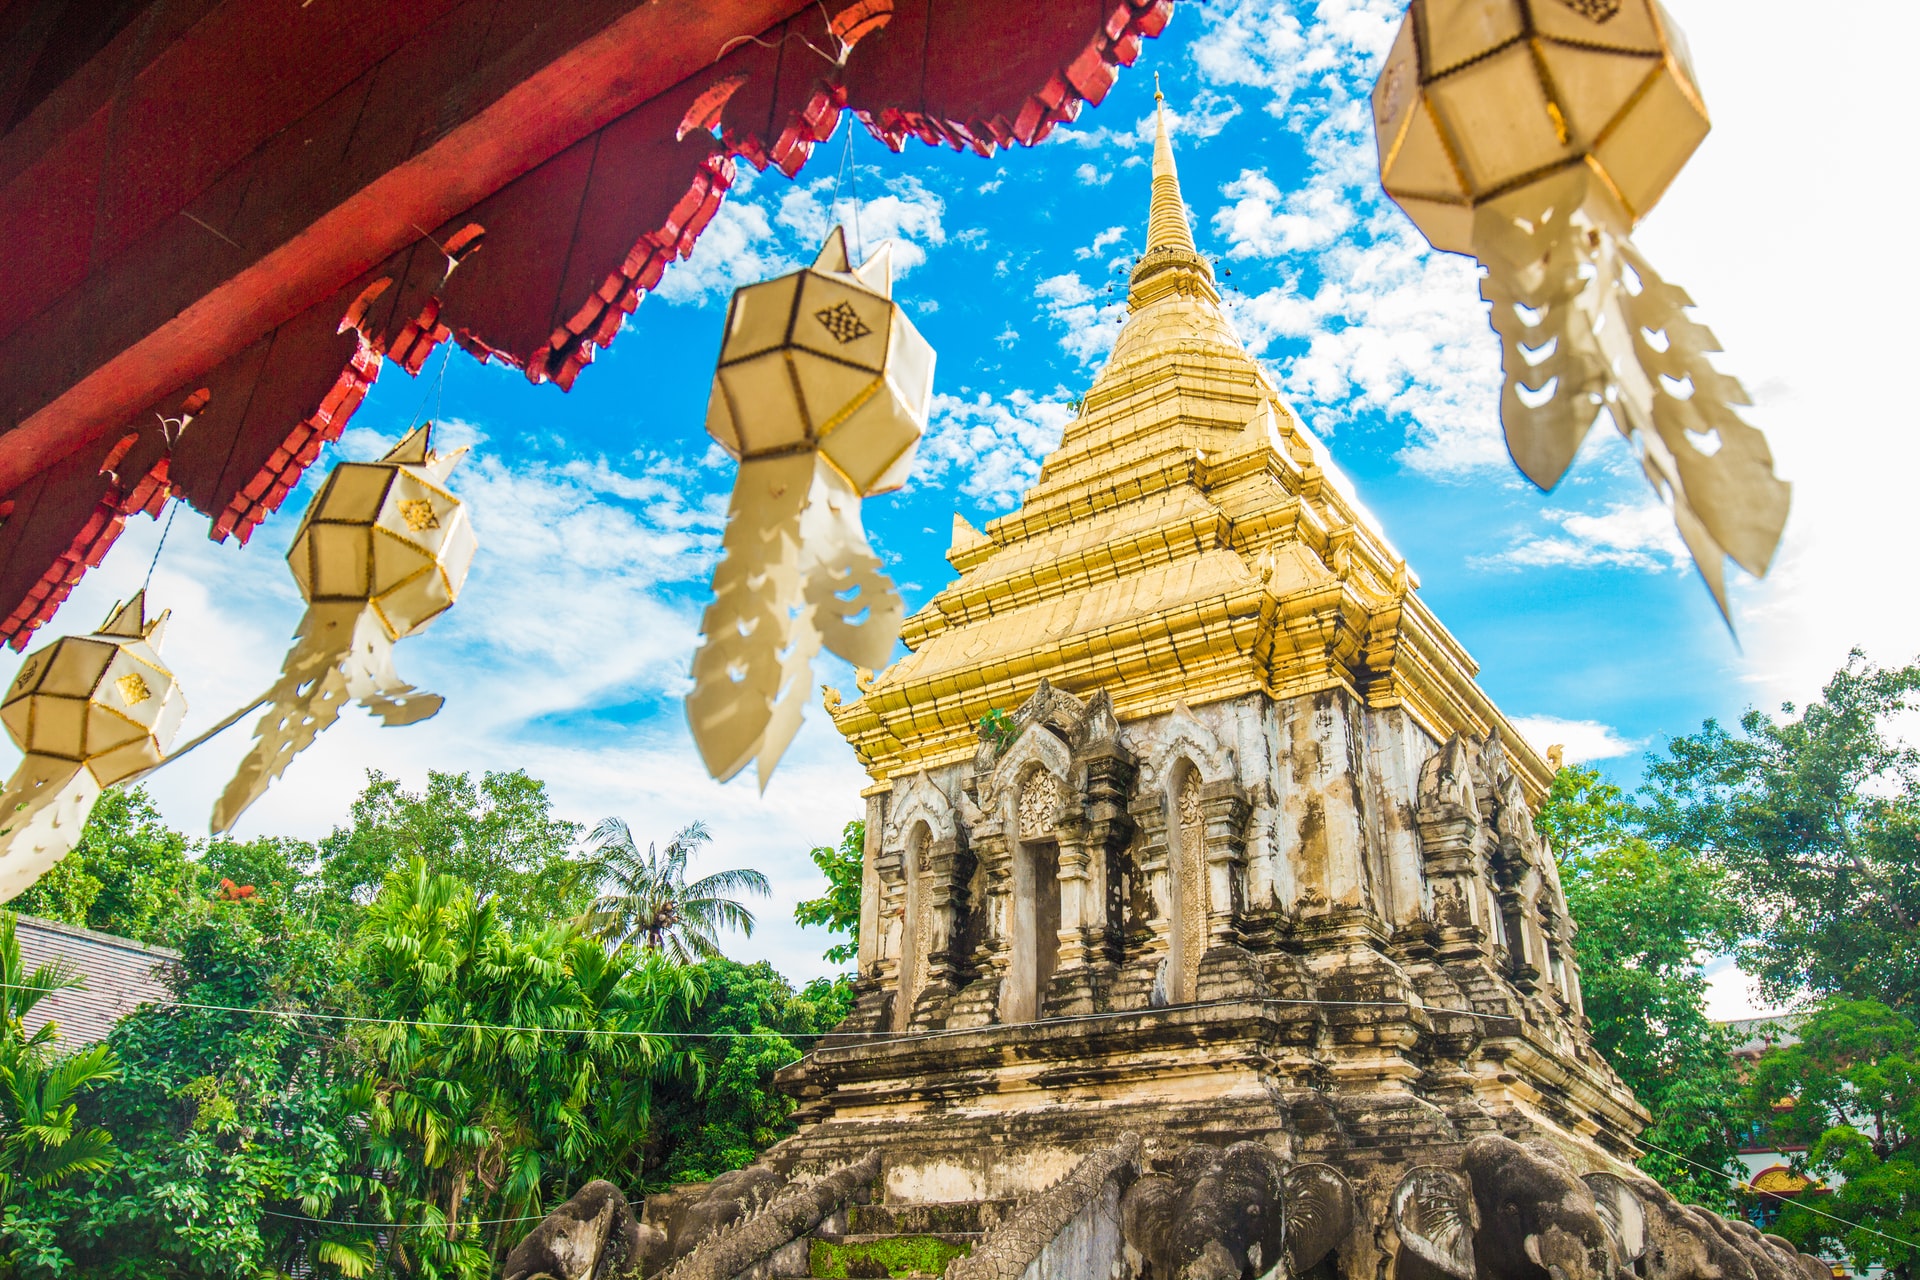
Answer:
[
  {"left": 1146, "top": 76, "right": 1197, "bottom": 255},
  {"left": 1129, "top": 82, "right": 1216, "bottom": 306}
]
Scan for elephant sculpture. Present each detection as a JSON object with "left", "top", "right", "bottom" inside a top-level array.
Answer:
[
  {"left": 1121, "top": 1143, "right": 1354, "bottom": 1280},
  {"left": 1392, "top": 1137, "right": 1833, "bottom": 1280},
  {"left": 503, "top": 1179, "right": 647, "bottom": 1280},
  {"left": 1391, "top": 1137, "right": 1619, "bottom": 1280}
]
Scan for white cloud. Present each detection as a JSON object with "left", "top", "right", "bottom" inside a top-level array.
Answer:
[
  {"left": 1035, "top": 272, "right": 1128, "bottom": 364},
  {"left": 915, "top": 389, "right": 1075, "bottom": 508},
  {"left": 1075, "top": 225, "right": 1128, "bottom": 260},
  {"left": 776, "top": 173, "right": 947, "bottom": 275},
  {"left": 1480, "top": 502, "right": 1691, "bottom": 574},
  {"left": 1193, "top": 0, "right": 1509, "bottom": 476},
  {"left": 653, "top": 170, "right": 789, "bottom": 304},
  {"left": 652, "top": 167, "right": 947, "bottom": 304},
  {"left": 1190, "top": 0, "right": 1401, "bottom": 115},
  {"left": 1213, "top": 168, "right": 1351, "bottom": 258},
  {"left": 1074, "top": 163, "right": 1111, "bottom": 188},
  {"left": 1505, "top": 716, "right": 1641, "bottom": 766},
  {"left": 1051, "top": 89, "right": 1242, "bottom": 150},
  {"left": 1702, "top": 955, "right": 1793, "bottom": 1022}
]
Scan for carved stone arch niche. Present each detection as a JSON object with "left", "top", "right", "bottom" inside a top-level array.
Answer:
[
  {"left": 1134, "top": 704, "right": 1239, "bottom": 1006},
  {"left": 881, "top": 771, "right": 955, "bottom": 1032},
  {"left": 998, "top": 747, "right": 1070, "bottom": 1024}
]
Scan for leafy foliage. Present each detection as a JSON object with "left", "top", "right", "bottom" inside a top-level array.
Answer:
[
  {"left": 1642, "top": 652, "right": 1920, "bottom": 1013},
  {"left": 315, "top": 769, "right": 587, "bottom": 931},
  {"left": 977, "top": 709, "right": 1017, "bottom": 753},
  {"left": 1745, "top": 999, "right": 1920, "bottom": 1280},
  {"left": 0, "top": 770, "right": 817, "bottom": 1278},
  {"left": 794, "top": 821, "right": 863, "bottom": 966},
  {"left": 577, "top": 820, "right": 770, "bottom": 963},
  {"left": 11, "top": 788, "right": 201, "bottom": 945},
  {"left": 0, "top": 912, "right": 119, "bottom": 1210},
  {"left": 642, "top": 960, "right": 851, "bottom": 1189},
  {"left": 1541, "top": 766, "right": 1744, "bottom": 1208}
]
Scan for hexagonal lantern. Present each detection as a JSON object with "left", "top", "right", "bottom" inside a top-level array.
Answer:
[
  {"left": 687, "top": 229, "right": 932, "bottom": 789},
  {"left": 0, "top": 591, "right": 185, "bottom": 897},
  {"left": 705, "top": 229, "right": 934, "bottom": 496},
  {"left": 1372, "top": 0, "right": 1707, "bottom": 253},
  {"left": 2, "top": 590, "right": 185, "bottom": 786},
  {"left": 287, "top": 422, "right": 478, "bottom": 640},
  {"left": 1370, "top": 0, "right": 1789, "bottom": 626},
  {"left": 216, "top": 423, "right": 476, "bottom": 834}
]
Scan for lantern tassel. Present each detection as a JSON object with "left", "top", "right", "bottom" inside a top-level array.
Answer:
[
  {"left": 1475, "top": 169, "right": 1791, "bottom": 624},
  {"left": 213, "top": 602, "right": 443, "bottom": 833},
  {"left": 0, "top": 755, "right": 101, "bottom": 901},
  {"left": 686, "top": 454, "right": 901, "bottom": 790}
]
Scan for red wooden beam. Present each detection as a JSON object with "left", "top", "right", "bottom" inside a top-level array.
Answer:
[
  {"left": 0, "top": 0, "right": 1175, "bottom": 647},
  {"left": 0, "top": 0, "right": 812, "bottom": 495}
]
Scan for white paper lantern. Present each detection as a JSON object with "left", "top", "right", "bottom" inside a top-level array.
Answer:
[
  {"left": 687, "top": 230, "right": 934, "bottom": 788},
  {"left": 0, "top": 592, "right": 186, "bottom": 899},
  {"left": 216, "top": 424, "right": 474, "bottom": 832},
  {"left": 1372, "top": 0, "right": 1789, "bottom": 618}
]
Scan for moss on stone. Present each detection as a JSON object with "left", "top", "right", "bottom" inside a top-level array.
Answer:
[{"left": 809, "top": 1235, "right": 972, "bottom": 1278}]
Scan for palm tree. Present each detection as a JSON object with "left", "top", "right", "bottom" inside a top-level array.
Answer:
[
  {"left": 576, "top": 819, "right": 770, "bottom": 962},
  {"left": 0, "top": 912, "right": 120, "bottom": 1204}
]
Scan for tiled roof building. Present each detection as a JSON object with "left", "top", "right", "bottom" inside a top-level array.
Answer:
[{"left": 15, "top": 914, "right": 177, "bottom": 1046}]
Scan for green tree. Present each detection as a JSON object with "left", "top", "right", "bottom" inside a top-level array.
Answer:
[
  {"left": 11, "top": 788, "right": 201, "bottom": 945},
  {"left": 794, "top": 821, "right": 863, "bottom": 966},
  {"left": 1540, "top": 766, "right": 1744, "bottom": 1207},
  {"left": 578, "top": 820, "right": 769, "bottom": 963},
  {"left": 315, "top": 769, "right": 586, "bottom": 931},
  {"left": 1745, "top": 999, "right": 1920, "bottom": 1280},
  {"left": 344, "top": 858, "right": 704, "bottom": 1276},
  {"left": 642, "top": 960, "right": 852, "bottom": 1189},
  {"left": 200, "top": 833, "right": 318, "bottom": 908},
  {"left": 0, "top": 913, "right": 120, "bottom": 1275},
  {"left": 16, "top": 894, "right": 363, "bottom": 1279},
  {"left": 1643, "top": 652, "right": 1920, "bottom": 1013}
]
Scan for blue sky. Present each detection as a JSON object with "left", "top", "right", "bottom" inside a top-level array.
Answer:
[{"left": 14, "top": 0, "right": 1917, "bottom": 1015}]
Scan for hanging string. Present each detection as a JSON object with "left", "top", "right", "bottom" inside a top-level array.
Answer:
[
  {"left": 406, "top": 342, "right": 456, "bottom": 432},
  {"left": 140, "top": 500, "right": 180, "bottom": 593},
  {"left": 1633, "top": 1134, "right": 1920, "bottom": 1252},
  {"left": 828, "top": 117, "right": 864, "bottom": 261}
]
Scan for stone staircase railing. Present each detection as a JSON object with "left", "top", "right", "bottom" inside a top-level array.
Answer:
[
  {"left": 944, "top": 1134, "right": 1141, "bottom": 1280},
  {"left": 659, "top": 1150, "right": 882, "bottom": 1280}
]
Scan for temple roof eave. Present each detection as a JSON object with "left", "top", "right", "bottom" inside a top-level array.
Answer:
[{"left": 833, "top": 574, "right": 1551, "bottom": 802}]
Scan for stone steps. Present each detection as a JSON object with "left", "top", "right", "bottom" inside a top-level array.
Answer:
[{"left": 793, "top": 1196, "right": 1006, "bottom": 1280}]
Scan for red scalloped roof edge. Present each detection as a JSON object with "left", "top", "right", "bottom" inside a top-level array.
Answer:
[{"left": 3, "top": 0, "right": 1173, "bottom": 648}]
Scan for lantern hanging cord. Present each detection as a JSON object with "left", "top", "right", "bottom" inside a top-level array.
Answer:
[
  {"left": 140, "top": 501, "right": 180, "bottom": 593},
  {"left": 128, "top": 692, "right": 271, "bottom": 781},
  {"left": 830, "top": 117, "right": 864, "bottom": 261},
  {"left": 1631, "top": 1134, "right": 1919, "bottom": 1251},
  {"left": 407, "top": 342, "right": 455, "bottom": 433}
]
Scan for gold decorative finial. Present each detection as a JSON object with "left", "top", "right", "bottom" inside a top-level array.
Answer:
[
  {"left": 1143, "top": 87, "right": 1199, "bottom": 258},
  {"left": 1154, "top": 71, "right": 1163, "bottom": 102}
]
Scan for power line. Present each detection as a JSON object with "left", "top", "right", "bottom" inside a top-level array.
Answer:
[
  {"left": 7, "top": 981, "right": 1521, "bottom": 1047},
  {"left": 1634, "top": 1134, "right": 1919, "bottom": 1252}
]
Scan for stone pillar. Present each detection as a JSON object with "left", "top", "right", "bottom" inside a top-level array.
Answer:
[
  {"left": 1200, "top": 779, "right": 1251, "bottom": 944},
  {"left": 1078, "top": 737, "right": 1135, "bottom": 996},
  {"left": 1115, "top": 789, "right": 1173, "bottom": 1009},
  {"left": 948, "top": 810, "right": 1013, "bottom": 1030},
  {"left": 1050, "top": 810, "right": 1097, "bottom": 1016},
  {"left": 909, "top": 833, "right": 967, "bottom": 1029},
  {"left": 841, "top": 791, "right": 895, "bottom": 1035}
]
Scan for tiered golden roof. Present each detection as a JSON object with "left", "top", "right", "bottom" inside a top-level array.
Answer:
[{"left": 828, "top": 94, "right": 1550, "bottom": 798}]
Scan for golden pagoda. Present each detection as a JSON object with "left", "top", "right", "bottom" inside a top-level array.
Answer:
[
  {"left": 830, "top": 100, "right": 1551, "bottom": 796},
  {"left": 513, "top": 92, "right": 1830, "bottom": 1280},
  {"left": 786, "top": 91, "right": 1643, "bottom": 1219}
]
